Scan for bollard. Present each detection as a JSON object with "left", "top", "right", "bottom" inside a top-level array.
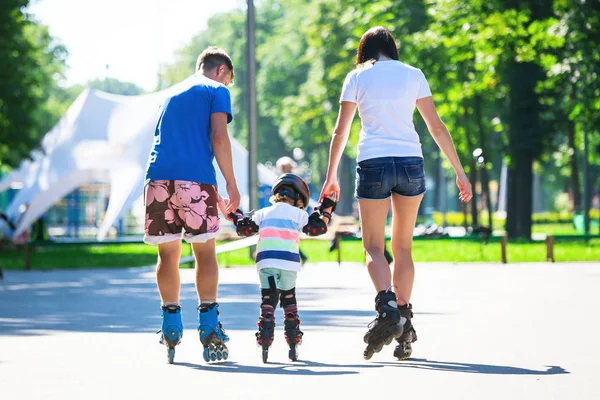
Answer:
[
  {"left": 24, "top": 242, "right": 31, "bottom": 271},
  {"left": 501, "top": 235, "right": 508, "bottom": 264},
  {"left": 545, "top": 235, "right": 555, "bottom": 262}
]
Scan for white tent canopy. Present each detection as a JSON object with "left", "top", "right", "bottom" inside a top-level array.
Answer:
[{"left": 0, "top": 86, "right": 279, "bottom": 240}]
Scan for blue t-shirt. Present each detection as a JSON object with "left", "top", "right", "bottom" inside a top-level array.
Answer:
[{"left": 145, "top": 74, "right": 233, "bottom": 185}]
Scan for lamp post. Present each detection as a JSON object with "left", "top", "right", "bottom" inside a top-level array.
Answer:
[{"left": 247, "top": 0, "right": 258, "bottom": 212}]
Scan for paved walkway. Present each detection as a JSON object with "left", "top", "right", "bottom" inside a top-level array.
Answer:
[{"left": 1, "top": 262, "right": 598, "bottom": 399}]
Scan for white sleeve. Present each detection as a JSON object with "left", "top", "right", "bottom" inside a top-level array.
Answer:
[
  {"left": 253, "top": 209, "right": 263, "bottom": 227},
  {"left": 417, "top": 70, "right": 432, "bottom": 99},
  {"left": 300, "top": 210, "right": 309, "bottom": 229},
  {"left": 339, "top": 72, "right": 357, "bottom": 103}
]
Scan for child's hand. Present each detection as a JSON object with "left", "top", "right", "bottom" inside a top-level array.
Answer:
[{"left": 236, "top": 217, "right": 259, "bottom": 237}]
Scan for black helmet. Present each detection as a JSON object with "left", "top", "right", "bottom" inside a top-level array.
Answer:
[{"left": 271, "top": 173, "right": 310, "bottom": 209}]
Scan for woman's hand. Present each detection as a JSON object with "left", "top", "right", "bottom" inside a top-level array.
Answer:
[
  {"left": 320, "top": 177, "right": 340, "bottom": 202},
  {"left": 456, "top": 172, "right": 473, "bottom": 203}
]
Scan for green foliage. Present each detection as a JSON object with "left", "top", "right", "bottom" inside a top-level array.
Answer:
[
  {"left": 157, "top": 0, "right": 597, "bottom": 197},
  {"left": 0, "top": 1, "right": 68, "bottom": 168},
  {"left": 87, "top": 78, "right": 144, "bottom": 96}
]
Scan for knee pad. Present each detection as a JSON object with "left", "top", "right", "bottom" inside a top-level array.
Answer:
[
  {"left": 261, "top": 288, "right": 277, "bottom": 307},
  {"left": 279, "top": 288, "right": 297, "bottom": 308}
]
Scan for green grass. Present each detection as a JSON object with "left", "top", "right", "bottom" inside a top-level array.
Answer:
[
  {"left": 531, "top": 223, "right": 579, "bottom": 235},
  {"left": 1, "top": 238, "right": 599, "bottom": 270}
]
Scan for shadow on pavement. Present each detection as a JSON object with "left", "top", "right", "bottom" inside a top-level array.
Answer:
[
  {"left": 176, "top": 359, "right": 383, "bottom": 376},
  {"left": 373, "top": 358, "right": 569, "bottom": 375},
  {"left": 0, "top": 268, "right": 382, "bottom": 336}
]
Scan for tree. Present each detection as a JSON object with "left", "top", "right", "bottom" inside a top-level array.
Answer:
[
  {"left": 87, "top": 78, "right": 144, "bottom": 96},
  {"left": 0, "top": 1, "right": 68, "bottom": 169}
]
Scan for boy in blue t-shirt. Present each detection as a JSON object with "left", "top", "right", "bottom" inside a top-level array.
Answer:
[{"left": 144, "top": 46, "right": 240, "bottom": 364}]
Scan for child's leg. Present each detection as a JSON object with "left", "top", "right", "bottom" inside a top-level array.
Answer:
[
  {"left": 256, "top": 269, "right": 278, "bottom": 351},
  {"left": 278, "top": 270, "right": 298, "bottom": 314},
  {"left": 258, "top": 268, "right": 280, "bottom": 315},
  {"left": 279, "top": 271, "right": 303, "bottom": 360}
]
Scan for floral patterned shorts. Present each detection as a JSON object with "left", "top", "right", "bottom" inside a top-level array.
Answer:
[{"left": 144, "top": 180, "right": 221, "bottom": 244}]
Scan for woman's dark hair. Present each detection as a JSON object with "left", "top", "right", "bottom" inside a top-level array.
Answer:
[{"left": 355, "top": 26, "right": 399, "bottom": 66}]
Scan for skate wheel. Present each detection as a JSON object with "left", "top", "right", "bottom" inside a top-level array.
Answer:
[
  {"left": 394, "top": 342, "right": 413, "bottom": 360},
  {"left": 222, "top": 349, "right": 229, "bottom": 360},
  {"left": 203, "top": 348, "right": 210, "bottom": 362},
  {"left": 216, "top": 350, "right": 223, "bottom": 360},
  {"left": 289, "top": 346, "right": 298, "bottom": 362},
  {"left": 210, "top": 351, "right": 217, "bottom": 362},
  {"left": 168, "top": 347, "right": 175, "bottom": 364},
  {"left": 262, "top": 349, "right": 269, "bottom": 363},
  {"left": 363, "top": 347, "right": 374, "bottom": 361}
]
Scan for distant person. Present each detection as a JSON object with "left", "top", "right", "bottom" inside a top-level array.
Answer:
[
  {"left": 144, "top": 46, "right": 240, "bottom": 364},
  {"left": 230, "top": 173, "right": 335, "bottom": 362},
  {"left": 276, "top": 156, "right": 297, "bottom": 174},
  {"left": 320, "top": 27, "right": 472, "bottom": 360}
]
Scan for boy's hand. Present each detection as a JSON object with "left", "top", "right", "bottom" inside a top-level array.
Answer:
[
  {"left": 218, "top": 195, "right": 234, "bottom": 221},
  {"left": 228, "top": 209, "right": 244, "bottom": 225},
  {"left": 226, "top": 183, "right": 241, "bottom": 214}
]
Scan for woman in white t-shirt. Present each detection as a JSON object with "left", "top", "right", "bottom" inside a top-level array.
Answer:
[{"left": 320, "top": 26, "right": 472, "bottom": 361}]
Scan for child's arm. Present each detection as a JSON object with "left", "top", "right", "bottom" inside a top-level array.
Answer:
[
  {"left": 229, "top": 209, "right": 259, "bottom": 237},
  {"left": 302, "top": 194, "right": 337, "bottom": 237}
]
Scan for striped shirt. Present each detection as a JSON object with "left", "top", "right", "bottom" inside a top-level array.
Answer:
[{"left": 253, "top": 202, "right": 309, "bottom": 272}]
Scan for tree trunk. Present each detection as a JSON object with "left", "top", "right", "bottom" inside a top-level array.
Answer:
[
  {"left": 568, "top": 119, "right": 582, "bottom": 210},
  {"left": 505, "top": 61, "right": 542, "bottom": 239},
  {"left": 506, "top": 153, "right": 534, "bottom": 238},
  {"left": 503, "top": 0, "right": 553, "bottom": 240}
]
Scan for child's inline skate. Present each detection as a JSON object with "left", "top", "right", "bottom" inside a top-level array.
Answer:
[
  {"left": 284, "top": 312, "right": 303, "bottom": 361},
  {"left": 158, "top": 305, "right": 183, "bottom": 364},
  {"left": 363, "top": 290, "right": 404, "bottom": 360},
  {"left": 256, "top": 312, "right": 276, "bottom": 363},
  {"left": 394, "top": 303, "right": 417, "bottom": 360},
  {"left": 198, "top": 303, "right": 229, "bottom": 362}
]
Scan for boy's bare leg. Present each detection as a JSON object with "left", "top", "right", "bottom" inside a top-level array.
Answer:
[
  {"left": 157, "top": 240, "right": 183, "bottom": 304},
  {"left": 192, "top": 239, "right": 219, "bottom": 303}
]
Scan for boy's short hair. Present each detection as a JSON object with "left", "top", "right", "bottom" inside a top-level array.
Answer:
[{"left": 196, "top": 47, "right": 235, "bottom": 80}]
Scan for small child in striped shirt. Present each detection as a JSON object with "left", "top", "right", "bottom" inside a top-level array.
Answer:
[{"left": 230, "top": 173, "right": 335, "bottom": 362}]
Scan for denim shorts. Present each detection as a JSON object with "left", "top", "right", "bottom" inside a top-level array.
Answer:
[{"left": 355, "top": 157, "right": 427, "bottom": 199}]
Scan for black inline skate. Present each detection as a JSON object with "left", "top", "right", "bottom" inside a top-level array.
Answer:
[
  {"left": 394, "top": 303, "right": 417, "bottom": 360},
  {"left": 256, "top": 313, "right": 276, "bottom": 363},
  {"left": 284, "top": 313, "right": 303, "bottom": 361},
  {"left": 363, "top": 290, "right": 404, "bottom": 360}
]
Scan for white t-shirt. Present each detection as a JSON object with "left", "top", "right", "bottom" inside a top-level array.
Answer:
[
  {"left": 339, "top": 60, "right": 432, "bottom": 162},
  {"left": 253, "top": 202, "right": 309, "bottom": 272}
]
